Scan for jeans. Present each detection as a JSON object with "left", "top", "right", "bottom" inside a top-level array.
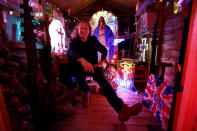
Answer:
[{"left": 59, "top": 62, "right": 123, "bottom": 113}]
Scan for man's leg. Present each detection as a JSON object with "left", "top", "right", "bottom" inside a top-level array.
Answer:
[
  {"left": 58, "top": 63, "right": 77, "bottom": 90},
  {"left": 70, "top": 62, "right": 90, "bottom": 92},
  {"left": 92, "top": 67, "right": 124, "bottom": 113},
  {"left": 71, "top": 62, "right": 90, "bottom": 107},
  {"left": 92, "top": 67, "right": 142, "bottom": 122}
]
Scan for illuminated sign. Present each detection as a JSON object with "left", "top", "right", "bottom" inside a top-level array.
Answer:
[
  {"left": 117, "top": 60, "right": 135, "bottom": 90},
  {"left": 140, "top": 38, "right": 148, "bottom": 62}
]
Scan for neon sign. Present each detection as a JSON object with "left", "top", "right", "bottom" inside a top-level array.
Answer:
[
  {"left": 118, "top": 79, "right": 134, "bottom": 90},
  {"left": 117, "top": 60, "right": 135, "bottom": 90},
  {"left": 120, "top": 61, "right": 135, "bottom": 69}
]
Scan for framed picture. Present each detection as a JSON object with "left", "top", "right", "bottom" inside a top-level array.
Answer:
[{"left": 43, "top": 4, "right": 53, "bottom": 16}]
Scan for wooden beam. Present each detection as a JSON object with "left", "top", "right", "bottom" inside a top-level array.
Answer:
[
  {"left": 110, "top": 0, "right": 137, "bottom": 8},
  {"left": 73, "top": 1, "right": 135, "bottom": 20},
  {"left": 156, "top": 1, "right": 164, "bottom": 63},
  {"left": 51, "top": 0, "right": 136, "bottom": 18}
]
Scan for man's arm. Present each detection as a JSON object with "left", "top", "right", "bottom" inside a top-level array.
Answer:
[
  {"left": 77, "top": 57, "right": 94, "bottom": 73},
  {"left": 67, "top": 40, "right": 82, "bottom": 61},
  {"left": 67, "top": 39, "right": 94, "bottom": 73}
]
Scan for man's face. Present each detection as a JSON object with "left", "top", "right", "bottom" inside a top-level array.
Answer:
[{"left": 78, "top": 22, "right": 90, "bottom": 39}]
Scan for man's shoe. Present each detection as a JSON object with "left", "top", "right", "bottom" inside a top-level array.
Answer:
[
  {"left": 118, "top": 103, "right": 142, "bottom": 122},
  {"left": 82, "top": 92, "right": 90, "bottom": 108}
]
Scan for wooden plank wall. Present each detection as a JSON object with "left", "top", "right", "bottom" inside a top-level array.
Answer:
[{"left": 160, "top": 14, "right": 184, "bottom": 86}]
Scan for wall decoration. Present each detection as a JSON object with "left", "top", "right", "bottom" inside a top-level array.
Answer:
[
  {"left": 140, "top": 38, "right": 148, "bottom": 62},
  {"left": 43, "top": 3, "right": 53, "bottom": 16},
  {"left": 89, "top": 10, "right": 118, "bottom": 35},
  {"left": 117, "top": 60, "right": 135, "bottom": 90},
  {"left": 49, "top": 19, "right": 66, "bottom": 56},
  {"left": 173, "top": 0, "right": 187, "bottom": 14},
  {"left": 144, "top": 74, "right": 174, "bottom": 130}
]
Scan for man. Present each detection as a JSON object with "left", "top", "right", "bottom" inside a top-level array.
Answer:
[{"left": 67, "top": 21, "right": 142, "bottom": 122}]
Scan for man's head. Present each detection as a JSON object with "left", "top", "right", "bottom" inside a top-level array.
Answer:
[
  {"left": 78, "top": 22, "right": 90, "bottom": 40},
  {"left": 71, "top": 21, "right": 91, "bottom": 40}
]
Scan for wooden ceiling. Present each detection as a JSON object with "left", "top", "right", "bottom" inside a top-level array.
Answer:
[{"left": 52, "top": 0, "right": 138, "bottom": 19}]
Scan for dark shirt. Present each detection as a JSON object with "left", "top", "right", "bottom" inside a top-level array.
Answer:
[{"left": 67, "top": 36, "right": 107, "bottom": 65}]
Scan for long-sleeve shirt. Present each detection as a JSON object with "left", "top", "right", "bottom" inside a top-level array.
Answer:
[{"left": 67, "top": 36, "right": 107, "bottom": 65}]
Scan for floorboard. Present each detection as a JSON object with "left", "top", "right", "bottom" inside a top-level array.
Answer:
[{"left": 56, "top": 87, "right": 163, "bottom": 131}]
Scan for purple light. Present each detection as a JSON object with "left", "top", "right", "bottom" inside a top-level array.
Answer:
[
  {"left": 177, "top": 0, "right": 184, "bottom": 6},
  {"left": 71, "top": 76, "right": 77, "bottom": 83},
  {"left": 3, "top": 11, "right": 7, "bottom": 23},
  {"left": 118, "top": 79, "right": 134, "bottom": 90}
]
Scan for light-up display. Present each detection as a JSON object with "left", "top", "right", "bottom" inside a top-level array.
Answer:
[
  {"left": 119, "top": 61, "right": 135, "bottom": 80},
  {"left": 89, "top": 10, "right": 118, "bottom": 34},
  {"left": 3, "top": 11, "right": 7, "bottom": 23},
  {"left": 117, "top": 60, "right": 135, "bottom": 90},
  {"left": 140, "top": 38, "right": 148, "bottom": 62},
  {"left": 113, "top": 39, "right": 125, "bottom": 46},
  {"left": 16, "top": 18, "right": 21, "bottom": 41},
  {"left": 118, "top": 79, "right": 134, "bottom": 89},
  {"left": 174, "top": 0, "right": 185, "bottom": 14},
  {"left": 49, "top": 19, "right": 66, "bottom": 56}
]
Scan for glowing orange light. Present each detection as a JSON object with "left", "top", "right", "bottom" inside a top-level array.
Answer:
[{"left": 177, "top": 64, "right": 181, "bottom": 72}]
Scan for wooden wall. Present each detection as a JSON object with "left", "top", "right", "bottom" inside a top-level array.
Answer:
[
  {"left": 160, "top": 14, "right": 184, "bottom": 86},
  {"left": 118, "top": 16, "right": 135, "bottom": 36},
  {"left": 174, "top": 1, "right": 197, "bottom": 130}
]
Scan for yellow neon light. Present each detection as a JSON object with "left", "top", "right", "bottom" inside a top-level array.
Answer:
[{"left": 120, "top": 61, "right": 135, "bottom": 69}]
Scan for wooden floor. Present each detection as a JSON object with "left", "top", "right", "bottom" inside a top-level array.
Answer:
[{"left": 57, "top": 87, "right": 163, "bottom": 131}]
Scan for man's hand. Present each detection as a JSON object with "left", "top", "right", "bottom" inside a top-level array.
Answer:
[
  {"left": 77, "top": 58, "right": 94, "bottom": 73},
  {"left": 93, "top": 60, "right": 105, "bottom": 68}
]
